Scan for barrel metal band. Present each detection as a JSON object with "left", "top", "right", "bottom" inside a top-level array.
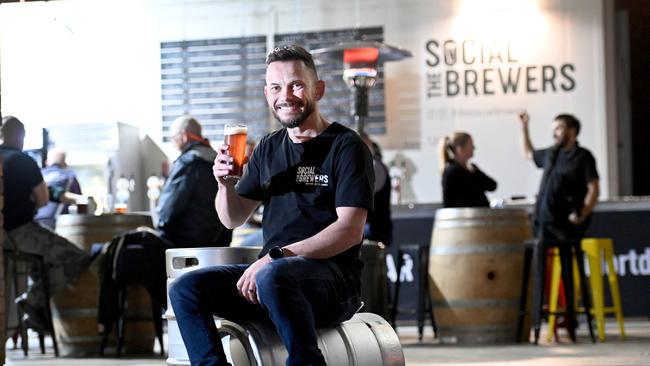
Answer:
[
  {"left": 57, "top": 334, "right": 103, "bottom": 343},
  {"left": 429, "top": 243, "right": 524, "bottom": 255},
  {"left": 435, "top": 219, "right": 527, "bottom": 229},
  {"left": 432, "top": 298, "right": 519, "bottom": 308},
  {"left": 52, "top": 307, "right": 97, "bottom": 318}
]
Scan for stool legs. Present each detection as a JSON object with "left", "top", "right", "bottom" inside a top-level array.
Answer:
[
  {"left": 581, "top": 238, "right": 626, "bottom": 341},
  {"left": 547, "top": 249, "right": 563, "bottom": 342},
  {"left": 5, "top": 251, "right": 59, "bottom": 356},
  {"left": 558, "top": 244, "right": 578, "bottom": 342},
  {"left": 113, "top": 285, "right": 166, "bottom": 357},
  {"left": 416, "top": 253, "right": 426, "bottom": 341},
  {"left": 531, "top": 239, "right": 546, "bottom": 344},
  {"left": 417, "top": 246, "right": 436, "bottom": 341},
  {"left": 117, "top": 286, "right": 127, "bottom": 357},
  {"left": 38, "top": 259, "right": 59, "bottom": 357},
  {"left": 390, "top": 245, "right": 436, "bottom": 341},
  {"left": 10, "top": 258, "right": 29, "bottom": 356},
  {"left": 389, "top": 251, "right": 403, "bottom": 330},
  {"left": 604, "top": 245, "right": 626, "bottom": 340},
  {"left": 584, "top": 243, "right": 606, "bottom": 341},
  {"left": 531, "top": 239, "right": 595, "bottom": 344},
  {"left": 573, "top": 245, "right": 596, "bottom": 343},
  {"left": 151, "top": 299, "right": 165, "bottom": 355}
]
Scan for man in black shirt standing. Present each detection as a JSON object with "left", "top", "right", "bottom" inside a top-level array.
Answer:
[
  {"left": 518, "top": 111, "right": 599, "bottom": 335},
  {"left": 169, "top": 45, "right": 374, "bottom": 366},
  {"left": 518, "top": 112, "right": 599, "bottom": 239}
]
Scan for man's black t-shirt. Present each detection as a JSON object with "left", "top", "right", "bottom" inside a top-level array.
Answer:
[
  {"left": 236, "top": 122, "right": 374, "bottom": 269},
  {"left": 533, "top": 143, "right": 599, "bottom": 233},
  {"left": 0, "top": 146, "right": 44, "bottom": 231}
]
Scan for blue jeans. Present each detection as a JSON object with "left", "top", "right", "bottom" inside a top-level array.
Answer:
[{"left": 169, "top": 256, "right": 361, "bottom": 366}]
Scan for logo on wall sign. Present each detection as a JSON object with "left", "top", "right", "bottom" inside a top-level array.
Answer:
[
  {"left": 424, "top": 39, "right": 576, "bottom": 98},
  {"left": 295, "top": 166, "right": 329, "bottom": 187}
]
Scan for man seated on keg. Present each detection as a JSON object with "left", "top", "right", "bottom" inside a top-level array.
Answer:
[
  {"left": 0, "top": 116, "right": 90, "bottom": 332},
  {"left": 169, "top": 44, "right": 375, "bottom": 366}
]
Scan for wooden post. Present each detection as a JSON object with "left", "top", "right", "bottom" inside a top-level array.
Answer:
[{"left": 0, "top": 155, "right": 6, "bottom": 364}]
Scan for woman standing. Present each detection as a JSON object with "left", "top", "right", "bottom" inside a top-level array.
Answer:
[{"left": 439, "top": 132, "right": 497, "bottom": 208}]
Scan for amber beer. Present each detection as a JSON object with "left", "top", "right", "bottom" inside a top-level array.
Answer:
[{"left": 224, "top": 124, "right": 248, "bottom": 179}]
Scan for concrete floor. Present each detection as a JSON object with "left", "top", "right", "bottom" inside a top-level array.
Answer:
[{"left": 4, "top": 318, "right": 649, "bottom": 365}]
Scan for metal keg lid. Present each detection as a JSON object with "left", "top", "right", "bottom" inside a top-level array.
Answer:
[{"left": 166, "top": 247, "right": 262, "bottom": 278}]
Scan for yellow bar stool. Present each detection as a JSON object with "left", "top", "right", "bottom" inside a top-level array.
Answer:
[
  {"left": 580, "top": 238, "right": 626, "bottom": 341},
  {"left": 546, "top": 247, "right": 580, "bottom": 342},
  {"left": 547, "top": 238, "right": 625, "bottom": 342}
]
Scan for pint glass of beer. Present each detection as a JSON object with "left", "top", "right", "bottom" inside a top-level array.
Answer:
[{"left": 224, "top": 124, "right": 248, "bottom": 179}]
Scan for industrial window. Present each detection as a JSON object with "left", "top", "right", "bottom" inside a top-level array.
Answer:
[{"left": 160, "top": 27, "right": 385, "bottom": 143}]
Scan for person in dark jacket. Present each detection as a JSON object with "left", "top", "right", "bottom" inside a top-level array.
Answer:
[
  {"left": 156, "top": 115, "right": 232, "bottom": 247},
  {"left": 439, "top": 131, "right": 497, "bottom": 208},
  {"left": 361, "top": 133, "right": 392, "bottom": 246}
]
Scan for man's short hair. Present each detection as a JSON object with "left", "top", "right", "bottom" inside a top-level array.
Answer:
[
  {"left": 265, "top": 44, "right": 319, "bottom": 80},
  {"left": 555, "top": 114, "right": 581, "bottom": 135},
  {"left": 1, "top": 115, "right": 25, "bottom": 140},
  {"left": 172, "top": 115, "right": 202, "bottom": 137}
]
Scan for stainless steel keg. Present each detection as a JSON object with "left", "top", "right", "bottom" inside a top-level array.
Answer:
[{"left": 166, "top": 247, "right": 405, "bottom": 366}]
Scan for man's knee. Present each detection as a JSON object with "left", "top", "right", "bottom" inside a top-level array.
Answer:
[
  {"left": 169, "top": 271, "right": 202, "bottom": 304},
  {"left": 257, "top": 261, "right": 291, "bottom": 289}
]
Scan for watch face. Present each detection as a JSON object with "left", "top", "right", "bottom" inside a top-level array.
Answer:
[{"left": 270, "top": 246, "right": 283, "bottom": 259}]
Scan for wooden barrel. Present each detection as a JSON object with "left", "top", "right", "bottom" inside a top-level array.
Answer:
[
  {"left": 428, "top": 208, "right": 532, "bottom": 344},
  {"left": 54, "top": 213, "right": 154, "bottom": 356},
  {"left": 360, "top": 240, "right": 389, "bottom": 320}
]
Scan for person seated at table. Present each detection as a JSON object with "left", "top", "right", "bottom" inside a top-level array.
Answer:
[
  {"left": 1, "top": 115, "right": 90, "bottom": 332},
  {"left": 156, "top": 115, "right": 232, "bottom": 247},
  {"left": 438, "top": 131, "right": 497, "bottom": 208},
  {"left": 34, "top": 147, "right": 85, "bottom": 229}
]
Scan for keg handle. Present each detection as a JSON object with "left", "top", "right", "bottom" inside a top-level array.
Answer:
[{"left": 172, "top": 256, "right": 199, "bottom": 270}]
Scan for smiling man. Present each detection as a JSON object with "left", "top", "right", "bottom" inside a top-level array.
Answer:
[{"left": 169, "top": 45, "right": 374, "bottom": 366}]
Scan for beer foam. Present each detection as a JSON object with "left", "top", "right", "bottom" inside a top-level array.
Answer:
[{"left": 224, "top": 125, "right": 247, "bottom": 135}]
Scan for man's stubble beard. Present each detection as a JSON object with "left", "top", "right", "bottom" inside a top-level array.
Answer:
[{"left": 272, "top": 102, "right": 315, "bottom": 129}]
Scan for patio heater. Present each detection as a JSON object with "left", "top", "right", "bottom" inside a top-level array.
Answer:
[{"left": 311, "top": 41, "right": 412, "bottom": 134}]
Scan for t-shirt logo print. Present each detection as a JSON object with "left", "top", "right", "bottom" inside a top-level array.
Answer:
[{"left": 295, "top": 166, "right": 329, "bottom": 187}]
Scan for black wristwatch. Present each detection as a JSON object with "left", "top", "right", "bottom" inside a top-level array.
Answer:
[{"left": 268, "top": 246, "right": 284, "bottom": 260}]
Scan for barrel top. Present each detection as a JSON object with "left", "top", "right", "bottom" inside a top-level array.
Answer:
[
  {"left": 435, "top": 207, "right": 529, "bottom": 221},
  {"left": 56, "top": 213, "right": 153, "bottom": 226}
]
